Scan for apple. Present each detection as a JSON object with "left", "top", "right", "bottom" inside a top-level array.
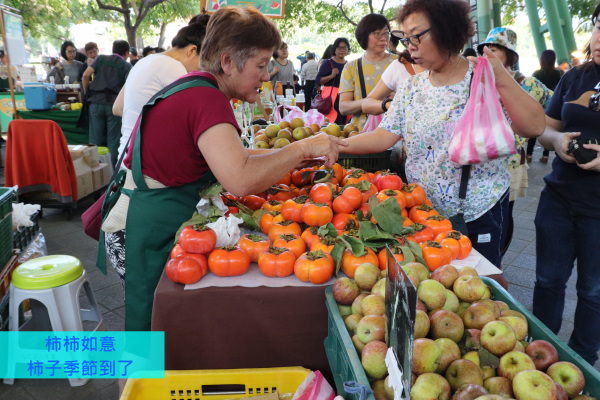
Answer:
[
  {"left": 278, "top": 121, "right": 291, "bottom": 129},
  {"left": 357, "top": 314, "right": 386, "bottom": 344},
  {"left": 384, "top": 375, "right": 394, "bottom": 400},
  {"left": 512, "top": 370, "right": 558, "bottom": 400},
  {"left": 371, "top": 379, "right": 389, "bottom": 400},
  {"left": 555, "top": 381, "right": 568, "bottom": 400},
  {"left": 361, "top": 294, "right": 386, "bottom": 316},
  {"left": 477, "top": 299, "right": 502, "bottom": 318},
  {"left": 429, "top": 309, "right": 465, "bottom": 343},
  {"left": 453, "top": 275, "right": 487, "bottom": 302},
  {"left": 401, "top": 264, "right": 421, "bottom": 287},
  {"left": 481, "top": 285, "right": 491, "bottom": 299},
  {"left": 277, "top": 128, "right": 292, "bottom": 140},
  {"left": 325, "top": 123, "right": 342, "bottom": 137},
  {"left": 463, "top": 301, "right": 497, "bottom": 330},
  {"left": 483, "top": 376, "right": 514, "bottom": 397},
  {"left": 352, "top": 293, "right": 369, "bottom": 314},
  {"left": 264, "top": 124, "right": 281, "bottom": 138},
  {"left": 513, "top": 341, "right": 525, "bottom": 352},
  {"left": 445, "top": 359, "right": 484, "bottom": 392},
  {"left": 352, "top": 334, "right": 366, "bottom": 353},
  {"left": 498, "top": 316, "right": 528, "bottom": 341},
  {"left": 450, "top": 383, "right": 487, "bottom": 400},
  {"left": 494, "top": 300, "right": 510, "bottom": 312},
  {"left": 546, "top": 361, "right": 586, "bottom": 398},
  {"left": 411, "top": 373, "right": 451, "bottom": 400},
  {"left": 344, "top": 313, "right": 363, "bottom": 336},
  {"left": 337, "top": 304, "right": 353, "bottom": 319},
  {"left": 415, "top": 309, "right": 430, "bottom": 339},
  {"left": 435, "top": 338, "right": 462, "bottom": 374},
  {"left": 463, "top": 329, "right": 482, "bottom": 352},
  {"left": 418, "top": 279, "right": 447, "bottom": 310},
  {"left": 572, "top": 396, "right": 596, "bottom": 400},
  {"left": 413, "top": 338, "right": 442, "bottom": 375},
  {"left": 332, "top": 277, "right": 360, "bottom": 305},
  {"left": 456, "top": 302, "right": 471, "bottom": 319},
  {"left": 404, "top": 262, "right": 430, "bottom": 282},
  {"left": 473, "top": 396, "right": 509, "bottom": 400},
  {"left": 343, "top": 123, "right": 359, "bottom": 135},
  {"left": 292, "top": 127, "right": 307, "bottom": 141},
  {"left": 458, "top": 266, "right": 478, "bottom": 277},
  {"left": 254, "top": 141, "right": 270, "bottom": 149},
  {"left": 481, "top": 365, "right": 495, "bottom": 380},
  {"left": 416, "top": 299, "right": 428, "bottom": 313},
  {"left": 354, "top": 262, "right": 381, "bottom": 290},
  {"left": 361, "top": 340, "right": 388, "bottom": 379},
  {"left": 463, "top": 351, "right": 480, "bottom": 368},
  {"left": 500, "top": 309, "right": 527, "bottom": 321},
  {"left": 371, "top": 278, "right": 386, "bottom": 298},
  {"left": 480, "top": 321, "right": 517, "bottom": 357},
  {"left": 497, "top": 350, "right": 536, "bottom": 381},
  {"left": 442, "top": 289, "right": 460, "bottom": 313},
  {"left": 525, "top": 339, "right": 559, "bottom": 371},
  {"left": 431, "top": 264, "right": 460, "bottom": 289}
]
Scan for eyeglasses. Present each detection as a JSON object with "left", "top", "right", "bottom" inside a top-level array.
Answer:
[
  {"left": 589, "top": 81, "right": 600, "bottom": 111},
  {"left": 336, "top": 46, "right": 349, "bottom": 51},
  {"left": 393, "top": 27, "right": 432, "bottom": 48},
  {"left": 66, "top": 50, "right": 77, "bottom": 54},
  {"left": 371, "top": 30, "right": 390, "bottom": 40}
]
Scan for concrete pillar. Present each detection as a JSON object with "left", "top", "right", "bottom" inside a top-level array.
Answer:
[
  {"left": 556, "top": 0, "right": 578, "bottom": 53},
  {"left": 477, "top": 0, "right": 492, "bottom": 40},
  {"left": 492, "top": 0, "right": 502, "bottom": 28},
  {"left": 524, "top": 0, "right": 547, "bottom": 60},
  {"left": 541, "top": 0, "right": 571, "bottom": 64}
]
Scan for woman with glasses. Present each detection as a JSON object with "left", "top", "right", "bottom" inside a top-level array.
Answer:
[
  {"left": 339, "top": 14, "right": 397, "bottom": 130},
  {"left": 315, "top": 37, "right": 350, "bottom": 124},
  {"left": 48, "top": 40, "right": 83, "bottom": 84},
  {"left": 532, "top": 1, "right": 600, "bottom": 367},
  {"left": 340, "top": 0, "right": 545, "bottom": 276},
  {"left": 268, "top": 42, "right": 296, "bottom": 91}
]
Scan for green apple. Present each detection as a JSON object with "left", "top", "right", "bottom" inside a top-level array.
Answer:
[
  {"left": 429, "top": 309, "right": 465, "bottom": 343},
  {"left": 354, "top": 263, "right": 380, "bottom": 290},
  {"left": 513, "top": 341, "right": 526, "bottom": 353},
  {"left": 453, "top": 275, "right": 487, "bottom": 302},
  {"left": 273, "top": 138, "right": 290, "bottom": 148},
  {"left": 415, "top": 309, "right": 430, "bottom": 339},
  {"left": 352, "top": 293, "right": 369, "bottom": 315},
  {"left": 404, "top": 262, "right": 430, "bottom": 282},
  {"left": 480, "top": 321, "right": 517, "bottom": 357},
  {"left": 483, "top": 376, "right": 514, "bottom": 398},
  {"left": 344, "top": 313, "right": 363, "bottom": 336},
  {"left": 442, "top": 289, "right": 460, "bottom": 313},
  {"left": 418, "top": 279, "right": 447, "bottom": 310},
  {"left": 361, "top": 340, "right": 388, "bottom": 379},
  {"left": 494, "top": 300, "right": 510, "bottom": 312},
  {"left": 430, "top": 264, "right": 459, "bottom": 289},
  {"left": 324, "top": 123, "right": 342, "bottom": 137},
  {"left": 352, "top": 334, "right": 365, "bottom": 354},
  {"left": 463, "top": 328, "right": 482, "bottom": 352},
  {"left": 371, "top": 278, "right": 386, "bottom": 298},
  {"left": 445, "top": 359, "right": 483, "bottom": 392},
  {"left": 463, "top": 351, "right": 480, "bottom": 368},
  {"left": 463, "top": 301, "right": 497, "bottom": 330},
  {"left": 401, "top": 264, "right": 421, "bottom": 287},
  {"left": 435, "top": 338, "right": 461, "bottom": 375},
  {"left": 356, "top": 314, "right": 386, "bottom": 344},
  {"left": 254, "top": 141, "right": 270, "bottom": 149},
  {"left": 332, "top": 277, "right": 360, "bottom": 305},
  {"left": 500, "top": 309, "right": 527, "bottom": 321},
  {"left": 337, "top": 304, "right": 353, "bottom": 319},
  {"left": 361, "top": 294, "right": 385, "bottom": 316},
  {"left": 277, "top": 128, "right": 292, "bottom": 140},
  {"left": 477, "top": 299, "right": 502, "bottom": 318},
  {"left": 264, "top": 124, "right": 280, "bottom": 138},
  {"left": 371, "top": 379, "right": 388, "bottom": 400},
  {"left": 412, "top": 338, "right": 442, "bottom": 375},
  {"left": 456, "top": 302, "right": 471, "bottom": 319},
  {"left": 290, "top": 117, "right": 304, "bottom": 130},
  {"left": 411, "top": 373, "right": 451, "bottom": 400},
  {"left": 292, "top": 127, "right": 307, "bottom": 141},
  {"left": 458, "top": 266, "right": 478, "bottom": 277},
  {"left": 512, "top": 370, "right": 557, "bottom": 400},
  {"left": 384, "top": 375, "right": 394, "bottom": 400},
  {"left": 546, "top": 361, "right": 586, "bottom": 398},
  {"left": 481, "top": 365, "right": 496, "bottom": 380},
  {"left": 497, "top": 350, "right": 536, "bottom": 381},
  {"left": 451, "top": 383, "right": 488, "bottom": 399},
  {"left": 498, "top": 316, "right": 528, "bottom": 341}
]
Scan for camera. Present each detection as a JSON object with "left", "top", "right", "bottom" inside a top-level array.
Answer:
[{"left": 567, "top": 138, "right": 599, "bottom": 164}]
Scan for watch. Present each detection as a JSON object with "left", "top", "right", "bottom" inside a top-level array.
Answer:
[{"left": 382, "top": 98, "right": 392, "bottom": 112}]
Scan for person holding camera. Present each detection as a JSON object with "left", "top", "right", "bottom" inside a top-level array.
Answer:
[{"left": 532, "top": 1, "right": 600, "bottom": 366}]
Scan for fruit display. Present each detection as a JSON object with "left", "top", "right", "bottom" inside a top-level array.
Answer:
[
  {"left": 330, "top": 265, "right": 595, "bottom": 400},
  {"left": 252, "top": 118, "right": 361, "bottom": 149}
]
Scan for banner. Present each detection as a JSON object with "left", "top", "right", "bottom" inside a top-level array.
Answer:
[{"left": 205, "top": 0, "right": 285, "bottom": 18}]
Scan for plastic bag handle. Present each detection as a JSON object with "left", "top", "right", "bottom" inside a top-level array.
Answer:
[{"left": 343, "top": 381, "right": 374, "bottom": 400}]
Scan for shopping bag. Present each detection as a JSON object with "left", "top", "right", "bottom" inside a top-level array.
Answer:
[
  {"left": 81, "top": 192, "right": 105, "bottom": 241},
  {"left": 448, "top": 57, "right": 516, "bottom": 165},
  {"left": 292, "top": 371, "right": 335, "bottom": 400},
  {"left": 274, "top": 104, "right": 325, "bottom": 126},
  {"left": 311, "top": 89, "right": 333, "bottom": 114},
  {"left": 322, "top": 86, "right": 340, "bottom": 123},
  {"left": 362, "top": 114, "right": 383, "bottom": 132}
]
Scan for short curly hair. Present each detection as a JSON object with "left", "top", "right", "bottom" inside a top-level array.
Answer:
[
  {"left": 397, "top": 0, "right": 474, "bottom": 58},
  {"left": 355, "top": 14, "right": 390, "bottom": 51}
]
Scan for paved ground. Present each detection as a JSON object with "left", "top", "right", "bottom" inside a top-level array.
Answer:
[{"left": 0, "top": 144, "right": 598, "bottom": 399}]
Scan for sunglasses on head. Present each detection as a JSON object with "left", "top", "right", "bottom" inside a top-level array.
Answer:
[{"left": 589, "top": 81, "right": 600, "bottom": 112}]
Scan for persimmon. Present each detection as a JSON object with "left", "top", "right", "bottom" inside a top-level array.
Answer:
[
  {"left": 376, "top": 189, "right": 406, "bottom": 209},
  {"left": 401, "top": 184, "right": 427, "bottom": 208},
  {"left": 378, "top": 245, "right": 405, "bottom": 270},
  {"left": 301, "top": 202, "right": 334, "bottom": 227},
  {"left": 341, "top": 248, "right": 379, "bottom": 277},
  {"left": 260, "top": 211, "right": 284, "bottom": 235},
  {"left": 294, "top": 250, "right": 335, "bottom": 284},
  {"left": 419, "top": 241, "right": 452, "bottom": 272},
  {"left": 208, "top": 246, "right": 251, "bottom": 277},
  {"left": 409, "top": 204, "right": 439, "bottom": 224},
  {"left": 268, "top": 220, "right": 302, "bottom": 242},
  {"left": 409, "top": 223, "right": 435, "bottom": 243},
  {"left": 301, "top": 226, "right": 321, "bottom": 250},
  {"left": 237, "top": 234, "right": 271, "bottom": 263},
  {"left": 272, "top": 234, "right": 306, "bottom": 258},
  {"left": 372, "top": 171, "right": 403, "bottom": 191},
  {"left": 261, "top": 200, "right": 282, "bottom": 212},
  {"left": 281, "top": 196, "right": 309, "bottom": 222},
  {"left": 331, "top": 213, "right": 360, "bottom": 235},
  {"left": 332, "top": 186, "right": 363, "bottom": 214},
  {"left": 257, "top": 246, "right": 296, "bottom": 277},
  {"left": 266, "top": 184, "right": 292, "bottom": 202},
  {"left": 309, "top": 183, "right": 336, "bottom": 205},
  {"left": 424, "top": 215, "right": 453, "bottom": 238},
  {"left": 435, "top": 230, "right": 472, "bottom": 260},
  {"left": 179, "top": 225, "right": 217, "bottom": 254}
]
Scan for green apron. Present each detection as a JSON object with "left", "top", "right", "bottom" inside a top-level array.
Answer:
[{"left": 97, "top": 76, "right": 218, "bottom": 331}]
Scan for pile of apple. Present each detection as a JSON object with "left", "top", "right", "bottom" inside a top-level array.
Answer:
[
  {"left": 252, "top": 119, "right": 360, "bottom": 149},
  {"left": 332, "top": 262, "right": 594, "bottom": 400}
]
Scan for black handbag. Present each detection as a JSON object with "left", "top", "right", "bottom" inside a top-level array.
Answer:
[{"left": 448, "top": 165, "right": 470, "bottom": 235}]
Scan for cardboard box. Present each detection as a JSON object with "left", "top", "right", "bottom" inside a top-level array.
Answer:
[
  {"left": 68, "top": 145, "right": 99, "bottom": 167},
  {"left": 91, "top": 163, "right": 111, "bottom": 191},
  {"left": 72, "top": 157, "right": 94, "bottom": 200}
]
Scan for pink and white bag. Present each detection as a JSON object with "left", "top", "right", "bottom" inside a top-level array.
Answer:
[
  {"left": 274, "top": 105, "right": 325, "bottom": 126},
  {"left": 362, "top": 114, "right": 383, "bottom": 132},
  {"left": 448, "top": 57, "right": 516, "bottom": 165}
]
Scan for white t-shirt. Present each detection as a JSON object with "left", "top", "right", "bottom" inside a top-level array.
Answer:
[
  {"left": 118, "top": 54, "right": 188, "bottom": 157},
  {"left": 380, "top": 60, "right": 414, "bottom": 92}
]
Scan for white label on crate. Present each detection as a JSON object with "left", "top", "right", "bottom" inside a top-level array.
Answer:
[
  {"left": 478, "top": 233, "right": 491, "bottom": 243},
  {"left": 385, "top": 348, "right": 407, "bottom": 399}
]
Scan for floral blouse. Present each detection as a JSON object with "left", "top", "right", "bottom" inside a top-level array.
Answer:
[{"left": 380, "top": 63, "right": 510, "bottom": 222}]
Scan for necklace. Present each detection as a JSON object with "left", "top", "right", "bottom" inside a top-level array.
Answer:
[{"left": 431, "top": 56, "right": 463, "bottom": 86}]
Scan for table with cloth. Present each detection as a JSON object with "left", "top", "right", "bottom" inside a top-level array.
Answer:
[
  {"left": 151, "top": 248, "right": 500, "bottom": 384},
  {"left": 18, "top": 109, "right": 89, "bottom": 145}
]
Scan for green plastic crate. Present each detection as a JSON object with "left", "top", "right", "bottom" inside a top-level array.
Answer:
[
  {"left": 482, "top": 277, "right": 600, "bottom": 397},
  {"left": 0, "top": 215, "right": 13, "bottom": 269},
  {"left": 324, "top": 286, "right": 375, "bottom": 400},
  {"left": 13, "top": 211, "right": 40, "bottom": 251},
  {"left": 338, "top": 151, "right": 392, "bottom": 172},
  {"left": 0, "top": 188, "right": 14, "bottom": 220}
]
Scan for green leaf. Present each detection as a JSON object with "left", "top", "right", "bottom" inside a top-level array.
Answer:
[
  {"left": 348, "top": 180, "right": 372, "bottom": 192},
  {"left": 331, "top": 242, "right": 345, "bottom": 276},
  {"left": 339, "top": 235, "right": 365, "bottom": 257},
  {"left": 358, "top": 221, "right": 396, "bottom": 243},
  {"left": 371, "top": 197, "right": 407, "bottom": 235},
  {"left": 173, "top": 212, "right": 209, "bottom": 244},
  {"left": 367, "top": 194, "right": 379, "bottom": 213},
  {"left": 406, "top": 240, "right": 426, "bottom": 265},
  {"left": 208, "top": 205, "right": 224, "bottom": 221},
  {"left": 235, "top": 212, "right": 260, "bottom": 231},
  {"left": 317, "top": 222, "right": 338, "bottom": 238},
  {"left": 398, "top": 245, "right": 415, "bottom": 264},
  {"left": 478, "top": 348, "right": 500, "bottom": 369},
  {"left": 199, "top": 182, "right": 223, "bottom": 198}
]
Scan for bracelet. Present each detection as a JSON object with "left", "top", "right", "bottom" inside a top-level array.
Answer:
[{"left": 382, "top": 98, "right": 392, "bottom": 113}]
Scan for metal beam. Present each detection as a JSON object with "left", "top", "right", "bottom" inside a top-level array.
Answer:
[
  {"left": 555, "top": 0, "right": 578, "bottom": 53},
  {"left": 541, "top": 0, "right": 570, "bottom": 64},
  {"left": 524, "top": 0, "right": 547, "bottom": 57}
]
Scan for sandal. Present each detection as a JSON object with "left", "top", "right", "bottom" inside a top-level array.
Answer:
[
  {"left": 526, "top": 155, "right": 532, "bottom": 163},
  {"left": 540, "top": 155, "right": 549, "bottom": 163}
]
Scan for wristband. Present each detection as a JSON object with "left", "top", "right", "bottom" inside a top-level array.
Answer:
[{"left": 382, "top": 98, "right": 392, "bottom": 112}]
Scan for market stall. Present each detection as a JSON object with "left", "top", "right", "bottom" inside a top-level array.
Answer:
[{"left": 18, "top": 109, "right": 88, "bottom": 145}]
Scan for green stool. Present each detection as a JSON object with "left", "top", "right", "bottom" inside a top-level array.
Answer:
[{"left": 4, "top": 255, "right": 104, "bottom": 387}]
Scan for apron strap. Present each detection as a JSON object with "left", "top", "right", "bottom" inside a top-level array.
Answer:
[{"left": 131, "top": 76, "right": 219, "bottom": 189}]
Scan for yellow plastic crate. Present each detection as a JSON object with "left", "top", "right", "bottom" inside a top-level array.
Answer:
[{"left": 121, "top": 367, "right": 311, "bottom": 400}]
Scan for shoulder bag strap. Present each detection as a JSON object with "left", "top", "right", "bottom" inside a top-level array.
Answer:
[
  {"left": 458, "top": 70, "right": 476, "bottom": 205},
  {"left": 357, "top": 57, "right": 367, "bottom": 99}
]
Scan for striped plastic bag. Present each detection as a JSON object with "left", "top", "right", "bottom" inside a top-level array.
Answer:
[{"left": 448, "top": 57, "right": 515, "bottom": 165}]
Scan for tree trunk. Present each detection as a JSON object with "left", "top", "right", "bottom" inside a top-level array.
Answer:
[
  {"left": 157, "top": 22, "right": 167, "bottom": 48},
  {"left": 126, "top": 26, "right": 137, "bottom": 49}
]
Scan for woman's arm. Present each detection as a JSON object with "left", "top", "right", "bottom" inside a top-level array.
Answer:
[
  {"left": 342, "top": 128, "right": 400, "bottom": 155},
  {"left": 198, "top": 125, "right": 347, "bottom": 196},
  {"left": 338, "top": 92, "right": 364, "bottom": 116},
  {"left": 538, "top": 115, "right": 578, "bottom": 163},
  {"left": 361, "top": 78, "right": 394, "bottom": 115},
  {"left": 113, "top": 86, "right": 125, "bottom": 117}
]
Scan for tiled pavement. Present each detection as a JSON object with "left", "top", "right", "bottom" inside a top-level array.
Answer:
[{"left": 0, "top": 145, "right": 598, "bottom": 399}]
